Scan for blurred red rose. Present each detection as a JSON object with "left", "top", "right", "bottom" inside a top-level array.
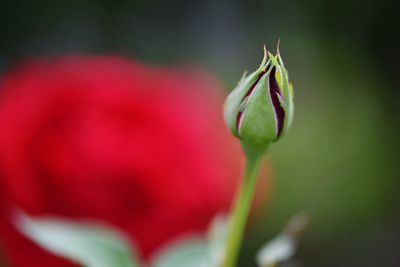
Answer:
[{"left": 0, "top": 56, "right": 244, "bottom": 267}]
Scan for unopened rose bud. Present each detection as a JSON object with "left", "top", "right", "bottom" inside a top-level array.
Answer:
[{"left": 224, "top": 46, "right": 294, "bottom": 153}]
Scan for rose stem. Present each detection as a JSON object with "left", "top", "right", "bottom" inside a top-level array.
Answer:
[{"left": 223, "top": 153, "right": 262, "bottom": 267}]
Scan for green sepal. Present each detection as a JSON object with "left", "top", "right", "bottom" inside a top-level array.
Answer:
[
  {"left": 276, "top": 52, "right": 294, "bottom": 136},
  {"left": 223, "top": 50, "right": 269, "bottom": 137},
  {"left": 238, "top": 66, "right": 277, "bottom": 148}
]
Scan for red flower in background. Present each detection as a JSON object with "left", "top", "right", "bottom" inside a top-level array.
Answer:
[{"left": 0, "top": 56, "right": 243, "bottom": 267}]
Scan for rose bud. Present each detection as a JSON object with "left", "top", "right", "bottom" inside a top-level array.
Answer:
[{"left": 223, "top": 46, "right": 294, "bottom": 154}]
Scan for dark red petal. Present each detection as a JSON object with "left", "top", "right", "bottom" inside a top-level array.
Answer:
[{"left": 268, "top": 67, "right": 285, "bottom": 138}]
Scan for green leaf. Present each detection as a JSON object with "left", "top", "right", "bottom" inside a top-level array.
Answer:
[
  {"left": 207, "top": 215, "right": 229, "bottom": 266},
  {"left": 15, "top": 211, "right": 139, "bottom": 267},
  {"left": 151, "top": 236, "right": 211, "bottom": 267},
  {"left": 151, "top": 215, "right": 229, "bottom": 267}
]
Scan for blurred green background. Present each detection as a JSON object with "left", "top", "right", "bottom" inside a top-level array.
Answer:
[{"left": 1, "top": 0, "right": 399, "bottom": 266}]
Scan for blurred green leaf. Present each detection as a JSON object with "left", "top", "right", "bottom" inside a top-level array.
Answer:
[
  {"left": 150, "top": 236, "right": 210, "bottom": 267},
  {"left": 15, "top": 211, "right": 139, "bottom": 267},
  {"left": 151, "top": 215, "right": 229, "bottom": 267},
  {"left": 207, "top": 215, "right": 229, "bottom": 266}
]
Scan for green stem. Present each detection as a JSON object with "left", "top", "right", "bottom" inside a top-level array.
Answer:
[{"left": 223, "top": 154, "right": 262, "bottom": 267}]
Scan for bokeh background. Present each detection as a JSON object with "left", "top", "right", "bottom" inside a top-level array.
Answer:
[{"left": 1, "top": 0, "right": 399, "bottom": 266}]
